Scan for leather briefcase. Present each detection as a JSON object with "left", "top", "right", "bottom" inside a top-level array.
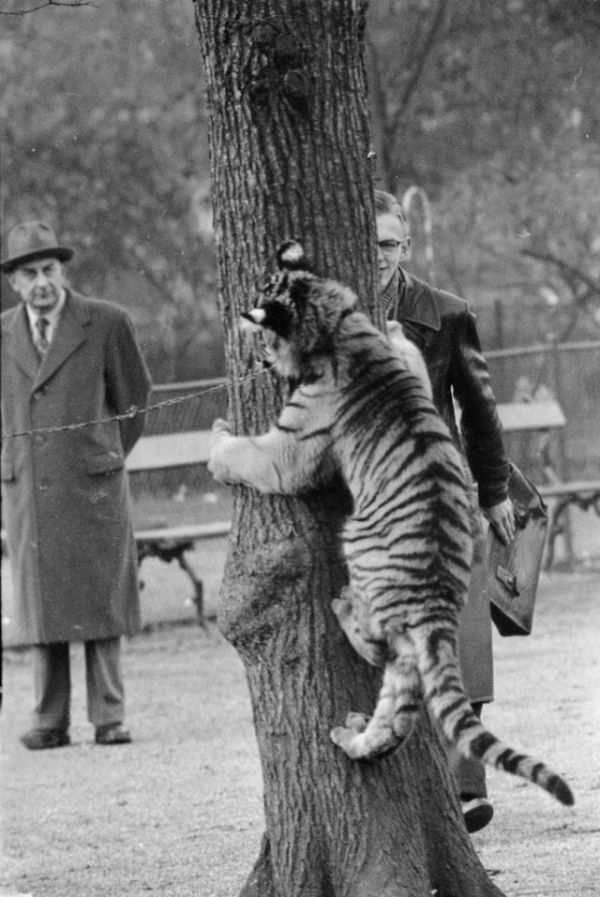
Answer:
[{"left": 483, "top": 463, "right": 548, "bottom": 636}]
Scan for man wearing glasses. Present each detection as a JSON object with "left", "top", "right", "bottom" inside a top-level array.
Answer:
[{"left": 374, "top": 189, "right": 515, "bottom": 834}]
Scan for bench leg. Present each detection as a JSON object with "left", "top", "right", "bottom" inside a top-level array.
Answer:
[
  {"left": 544, "top": 499, "right": 577, "bottom": 572},
  {"left": 177, "top": 553, "right": 205, "bottom": 628},
  {"left": 136, "top": 541, "right": 206, "bottom": 629},
  {"left": 544, "top": 503, "right": 559, "bottom": 571}
]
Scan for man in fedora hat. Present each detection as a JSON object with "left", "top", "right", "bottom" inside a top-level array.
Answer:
[{"left": 1, "top": 220, "right": 152, "bottom": 749}]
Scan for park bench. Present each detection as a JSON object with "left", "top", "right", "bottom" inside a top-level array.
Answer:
[
  {"left": 126, "top": 430, "right": 230, "bottom": 626},
  {"left": 131, "top": 402, "right": 597, "bottom": 615},
  {"left": 496, "top": 399, "right": 600, "bottom": 569},
  {"left": 3, "top": 402, "right": 596, "bottom": 619}
]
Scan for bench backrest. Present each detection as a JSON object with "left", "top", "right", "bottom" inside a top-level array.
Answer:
[
  {"left": 496, "top": 399, "right": 565, "bottom": 433},
  {"left": 126, "top": 399, "right": 566, "bottom": 473},
  {"left": 127, "top": 430, "right": 212, "bottom": 472}
]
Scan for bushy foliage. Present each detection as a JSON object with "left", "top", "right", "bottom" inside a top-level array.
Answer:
[
  {"left": 366, "top": 0, "right": 600, "bottom": 344},
  {"left": 0, "top": 0, "right": 223, "bottom": 380},
  {"left": 1, "top": 0, "right": 599, "bottom": 377}
]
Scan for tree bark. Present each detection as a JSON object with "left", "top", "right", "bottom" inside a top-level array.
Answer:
[{"left": 194, "top": 2, "right": 506, "bottom": 895}]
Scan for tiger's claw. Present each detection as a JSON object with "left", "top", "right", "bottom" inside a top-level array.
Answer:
[
  {"left": 344, "top": 711, "right": 369, "bottom": 732},
  {"left": 330, "top": 716, "right": 401, "bottom": 761}
]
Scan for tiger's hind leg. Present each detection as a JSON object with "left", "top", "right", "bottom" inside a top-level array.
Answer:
[
  {"left": 331, "top": 586, "right": 387, "bottom": 669},
  {"left": 330, "top": 632, "right": 422, "bottom": 761}
]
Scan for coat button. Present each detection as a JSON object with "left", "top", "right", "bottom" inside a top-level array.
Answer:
[{"left": 34, "top": 434, "right": 45, "bottom": 446}]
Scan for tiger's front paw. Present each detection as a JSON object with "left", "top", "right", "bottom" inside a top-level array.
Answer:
[
  {"left": 330, "top": 714, "right": 400, "bottom": 761},
  {"left": 211, "top": 417, "right": 232, "bottom": 445},
  {"left": 208, "top": 418, "right": 235, "bottom": 484}
]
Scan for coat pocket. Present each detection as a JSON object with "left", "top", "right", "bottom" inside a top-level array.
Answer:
[
  {"left": 85, "top": 450, "right": 125, "bottom": 475},
  {"left": 1, "top": 458, "right": 15, "bottom": 482}
]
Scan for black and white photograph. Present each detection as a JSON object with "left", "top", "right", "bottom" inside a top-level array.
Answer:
[{"left": 1, "top": 2, "right": 599, "bottom": 895}]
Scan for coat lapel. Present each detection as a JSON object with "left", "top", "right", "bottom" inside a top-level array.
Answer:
[
  {"left": 1, "top": 304, "right": 40, "bottom": 382},
  {"left": 34, "top": 292, "right": 91, "bottom": 390},
  {"left": 396, "top": 270, "right": 442, "bottom": 353}
]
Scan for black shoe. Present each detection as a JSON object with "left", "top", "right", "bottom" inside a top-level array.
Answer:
[
  {"left": 461, "top": 796, "right": 494, "bottom": 833},
  {"left": 20, "top": 728, "right": 70, "bottom": 750},
  {"left": 95, "top": 723, "right": 132, "bottom": 745}
]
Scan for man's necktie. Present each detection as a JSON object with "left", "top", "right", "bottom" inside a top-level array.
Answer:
[{"left": 34, "top": 315, "right": 50, "bottom": 356}]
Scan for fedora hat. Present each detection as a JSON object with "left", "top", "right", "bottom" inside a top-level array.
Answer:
[{"left": 1, "top": 220, "right": 74, "bottom": 274}]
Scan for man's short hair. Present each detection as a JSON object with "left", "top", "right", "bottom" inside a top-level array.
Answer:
[{"left": 374, "top": 189, "right": 408, "bottom": 226}]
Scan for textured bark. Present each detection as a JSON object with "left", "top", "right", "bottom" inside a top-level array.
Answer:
[{"left": 194, "top": 2, "right": 506, "bottom": 895}]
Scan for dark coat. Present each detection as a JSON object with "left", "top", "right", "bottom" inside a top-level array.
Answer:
[
  {"left": 391, "top": 270, "right": 509, "bottom": 508},
  {"left": 390, "top": 270, "right": 510, "bottom": 702},
  {"left": 1, "top": 290, "right": 152, "bottom": 645}
]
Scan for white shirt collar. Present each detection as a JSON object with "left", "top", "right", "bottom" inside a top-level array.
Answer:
[{"left": 25, "top": 288, "right": 67, "bottom": 334}]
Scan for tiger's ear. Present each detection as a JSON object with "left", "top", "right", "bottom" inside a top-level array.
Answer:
[
  {"left": 276, "top": 240, "right": 311, "bottom": 271},
  {"left": 241, "top": 309, "right": 267, "bottom": 326},
  {"left": 240, "top": 309, "right": 267, "bottom": 335},
  {"left": 242, "top": 301, "right": 293, "bottom": 338}
]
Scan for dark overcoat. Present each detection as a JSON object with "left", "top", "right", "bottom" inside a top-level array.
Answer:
[
  {"left": 1, "top": 290, "right": 152, "bottom": 645},
  {"left": 390, "top": 270, "right": 510, "bottom": 702}
]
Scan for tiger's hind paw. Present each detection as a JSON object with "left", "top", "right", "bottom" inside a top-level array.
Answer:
[
  {"left": 344, "top": 711, "right": 369, "bottom": 732},
  {"left": 330, "top": 717, "right": 400, "bottom": 761}
]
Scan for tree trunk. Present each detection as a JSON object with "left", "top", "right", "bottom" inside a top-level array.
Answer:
[{"left": 194, "top": 2, "right": 506, "bottom": 895}]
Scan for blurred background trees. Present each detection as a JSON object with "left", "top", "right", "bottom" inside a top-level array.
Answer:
[
  {"left": 366, "top": 0, "right": 600, "bottom": 345},
  {"left": 0, "top": 0, "right": 223, "bottom": 381},
  {"left": 1, "top": 0, "right": 599, "bottom": 379}
]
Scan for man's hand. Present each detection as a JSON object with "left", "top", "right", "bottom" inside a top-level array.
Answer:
[{"left": 481, "top": 497, "right": 516, "bottom": 546}]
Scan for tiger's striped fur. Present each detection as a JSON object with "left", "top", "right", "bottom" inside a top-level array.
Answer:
[{"left": 209, "top": 241, "right": 573, "bottom": 808}]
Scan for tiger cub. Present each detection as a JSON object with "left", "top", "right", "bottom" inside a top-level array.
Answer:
[{"left": 209, "top": 240, "right": 573, "bottom": 808}]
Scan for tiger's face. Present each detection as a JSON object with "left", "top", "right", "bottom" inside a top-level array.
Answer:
[{"left": 242, "top": 241, "right": 357, "bottom": 379}]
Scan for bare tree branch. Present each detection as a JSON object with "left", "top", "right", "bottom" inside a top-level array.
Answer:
[
  {"left": 385, "top": 0, "right": 450, "bottom": 143},
  {"left": 520, "top": 248, "right": 600, "bottom": 297},
  {"left": 0, "top": 0, "right": 95, "bottom": 15},
  {"left": 517, "top": 247, "right": 600, "bottom": 340}
]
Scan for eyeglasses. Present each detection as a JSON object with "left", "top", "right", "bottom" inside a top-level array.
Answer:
[{"left": 377, "top": 240, "right": 402, "bottom": 253}]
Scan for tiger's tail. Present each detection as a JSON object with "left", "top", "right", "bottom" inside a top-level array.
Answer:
[{"left": 414, "top": 622, "right": 574, "bottom": 806}]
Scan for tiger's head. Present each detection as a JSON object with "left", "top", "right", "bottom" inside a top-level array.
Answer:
[{"left": 242, "top": 241, "right": 357, "bottom": 379}]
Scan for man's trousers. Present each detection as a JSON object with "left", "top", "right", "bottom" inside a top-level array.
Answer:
[{"left": 31, "top": 637, "right": 125, "bottom": 732}]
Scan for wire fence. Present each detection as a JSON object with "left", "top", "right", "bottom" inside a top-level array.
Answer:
[
  {"left": 4, "top": 340, "right": 598, "bottom": 504},
  {"left": 486, "top": 339, "right": 600, "bottom": 480},
  {"left": 144, "top": 378, "right": 229, "bottom": 435},
  {"left": 140, "top": 338, "right": 600, "bottom": 483},
  {"left": 128, "top": 378, "right": 230, "bottom": 513}
]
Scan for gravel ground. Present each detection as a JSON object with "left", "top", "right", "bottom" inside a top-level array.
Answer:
[{"left": 1, "top": 510, "right": 599, "bottom": 897}]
